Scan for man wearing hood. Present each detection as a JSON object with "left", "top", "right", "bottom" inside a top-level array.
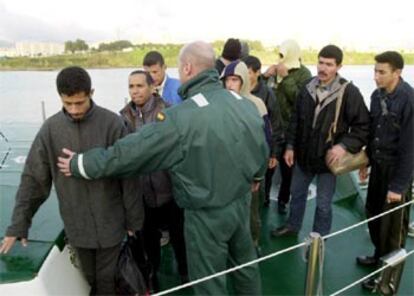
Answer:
[
  {"left": 263, "top": 39, "right": 312, "bottom": 213},
  {"left": 221, "top": 60, "right": 272, "bottom": 248},
  {"left": 58, "top": 41, "right": 268, "bottom": 295}
]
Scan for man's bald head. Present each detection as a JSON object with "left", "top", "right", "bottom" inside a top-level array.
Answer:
[{"left": 178, "top": 41, "right": 216, "bottom": 83}]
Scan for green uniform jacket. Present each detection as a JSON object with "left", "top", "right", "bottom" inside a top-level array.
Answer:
[{"left": 71, "top": 69, "right": 269, "bottom": 210}]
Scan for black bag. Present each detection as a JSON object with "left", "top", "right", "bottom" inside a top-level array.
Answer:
[
  {"left": 115, "top": 237, "right": 148, "bottom": 296},
  {"left": 128, "top": 231, "right": 154, "bottom": 291}
]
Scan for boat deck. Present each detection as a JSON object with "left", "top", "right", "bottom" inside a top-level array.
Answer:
[
  {"left": 1, "top": 122, "right": 413, "bottom": 295},
  {"left": 157, "top": 177, "right": 414, "bottom": 295}
]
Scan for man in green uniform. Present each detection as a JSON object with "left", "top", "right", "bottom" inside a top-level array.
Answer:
[{"left": 58, "top": 41, "right": 268, "bottom": 295}]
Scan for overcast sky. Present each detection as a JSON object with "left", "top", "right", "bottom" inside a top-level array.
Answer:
[{"left": 1, "top": 0, "right": 413, "bottom": 50}]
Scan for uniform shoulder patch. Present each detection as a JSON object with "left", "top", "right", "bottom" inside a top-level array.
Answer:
[
  {"left": 156, "top": 112, "right": 166, "bottom": 122},
  {"left": 191, "top": 93, "right": 209, "bottom": 107}
]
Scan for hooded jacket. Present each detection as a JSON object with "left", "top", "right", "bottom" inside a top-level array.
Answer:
[
  {"left": 120, "top": 96, "right": 174, "bottom": 207},
  {"left": 70, "top": 69, "right": 269, "bottom": 210},
  {"left": 221, "top": 61, "right": 273, "bottom": 151},
  {"left": 264, "top": 40, "right": 312, "bottom": 130},
  {"left": 7, "top": 101, "right": 144, "bottom": 248}
]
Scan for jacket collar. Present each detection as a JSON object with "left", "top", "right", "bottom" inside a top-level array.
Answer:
[
  {"left": 178, "top": 69, "right": 222, "bottom": 100},
  {"left": 306, "top": 75, "right": 345, "bottom": 102},
  {"left": 378, "top": 78, "right": 404, "bottom": 100}
]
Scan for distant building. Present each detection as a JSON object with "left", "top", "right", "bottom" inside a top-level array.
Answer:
[{"left": 13, "top": 42, "right": 65, "bottom": 57}]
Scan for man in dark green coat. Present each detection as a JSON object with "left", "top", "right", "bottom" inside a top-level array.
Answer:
[{"left": 58, "top": 41, "right": 268, "bottom": 295}]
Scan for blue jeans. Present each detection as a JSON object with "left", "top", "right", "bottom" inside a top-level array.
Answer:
[{"left": 286, "top": 164, "right": 336, "bottom": 235}]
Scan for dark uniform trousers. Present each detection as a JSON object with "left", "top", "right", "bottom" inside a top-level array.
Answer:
[
  {"left": 366, "top": 160, "right": 412, "bottom": 259},
  {"left": 75, "top": 243, "right": 121, "bottom": 295},
  {"left": 184, "top": 194, "right": 261, "bottom": 295},
  {"left": 143, "top": 199, "right": 187, "bottom": 277}
]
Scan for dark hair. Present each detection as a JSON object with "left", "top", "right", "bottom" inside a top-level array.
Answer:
[
  {"left": 318, "top": 45, "right": 343, "bottom": 65},
  {"left": 129, "top": 70, "right": 154, "bottom": 85},
  {"left": 242, "top": 55, "right": 261, "bottom": 72},
  {"left": 56, "top": 66, "right": 91, "bottom": 96},
  {"left": 222, "top": 38, "right": 241, "bottom": 61},
  {"left": 375, "top": 51, "right": 404, "bottom": 70},
  {"left": 143, "top": 51, "right": 165, "bottom": 67}
]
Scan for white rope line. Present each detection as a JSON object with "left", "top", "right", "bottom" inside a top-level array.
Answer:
[
  {"left": 153, "top": 241, "right": 308, "bottom": 296},
  {"left": 154, "top": 199, "right": 413, "bottom": 295},
  {"left": 329, "top": 249, "right": 414, "bottom": 296},
  {"left": 323, "top": 199, "right": 414, "bottom": 240}
]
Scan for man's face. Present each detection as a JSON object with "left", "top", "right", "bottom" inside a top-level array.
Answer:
[
  {"left": 224, "top": 76, "right": 243, "bottom": 94},
  {"left": 61, "top": 91, "right": 92, "bottom": 120},
  {"left": 317, "top": 57, "right": 341, "bottom": 85},
  {"left": 247, "top": 68, "right": 260, "bottom": 88},
  {"left": 374, "top": 63, "right": 401, "bottom": 90},
  {"left": 143, "top": 63, "right": 166, "bottom": 87},
  {"left": 128, "top": 74, "right": 153, "bottom": 107}
]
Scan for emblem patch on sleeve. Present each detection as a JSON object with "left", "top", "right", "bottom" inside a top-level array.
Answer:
[{"left": 156, "top": 112, "right": 166, "bottom": 122}]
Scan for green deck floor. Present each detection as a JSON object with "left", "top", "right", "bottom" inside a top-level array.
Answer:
[{"left": 157, "top": 190, "right": 414, "bottom": 295}]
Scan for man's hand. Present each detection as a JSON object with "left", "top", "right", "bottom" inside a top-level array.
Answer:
[
  {"left": 326, "top": 145, "right": 347, "bottom": 166},
  {"left": 284, "top": 149, "right": 295, "bottom": 167},
  {"left": 268, "top": 157, "right": 278, "bottom": 169},
  {"left": 359, "top": 166, "right": 369, "bottom": 182},
  {"left": 251, "top": 181, "right": 260, "bottom": 193},
  {"left": 263, "top": 64, "right": 278, "bottom": 78},
  {"left": 387, "top": 191, "right": 402, "bottom": 204},
  {"left": 57, "top": 148, "right": 76, "bottom": 177},
  {"left": 0, "top": 236, "right": 28, "bottom": 254},
  {"left": 276, "top": 63, "right": 289, "bottom": 78}
]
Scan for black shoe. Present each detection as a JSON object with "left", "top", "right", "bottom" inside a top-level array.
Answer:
[
  {"left": 271, "top": 225, "right": 298, "bottom": 237},
  {"left": 278, "top": 203, "right": 287, "bottom": 214},
  {"left": 356, "top": 255, "right": 379, "bottom": 267},
  {"left": 361, "top": 277, "right": 377, "bottom": 291}
]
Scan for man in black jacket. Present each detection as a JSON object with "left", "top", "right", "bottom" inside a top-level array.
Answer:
[
  {"left": 272, "top": 45, "right": 370, "bottom": 237},
  {"left": 120, "top": 70, "right": 188, "bottom": 291},
  {"left": 0, "top": 67, "right": 143, "bottom": 295},
  {"left": 356, "top": 51, "right": 414, "bottom": 291},
  {"left": 243, "top": 55, "right": 284, "bottom": 207}
]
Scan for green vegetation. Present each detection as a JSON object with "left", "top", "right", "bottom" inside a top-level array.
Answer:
[{"left": 1, "top": 41, "right": 413, "bottom": 70}]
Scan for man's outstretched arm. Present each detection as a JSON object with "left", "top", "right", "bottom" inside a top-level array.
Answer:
[{"left": 58, "top": 117, "right": 183, "bottom": 180}]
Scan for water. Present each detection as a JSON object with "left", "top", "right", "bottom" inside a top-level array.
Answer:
[{"left": 1, "top": 66, "right": 414, "bottom": 124}]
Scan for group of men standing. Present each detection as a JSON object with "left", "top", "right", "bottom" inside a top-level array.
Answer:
[{"left": 1, "top": 39, "right": 413, "bottom": 295}]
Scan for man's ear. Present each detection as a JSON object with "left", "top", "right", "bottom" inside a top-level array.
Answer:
[{"left": 89, "top": 89, "right": 95, "bottom": 98}]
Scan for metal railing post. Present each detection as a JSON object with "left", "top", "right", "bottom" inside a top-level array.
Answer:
[{"left": 305, "top": 232, "right": 323, "bottom": 296}]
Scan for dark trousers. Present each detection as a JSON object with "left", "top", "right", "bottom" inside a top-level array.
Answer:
[
  {"left": 143, "top": 200, "right": 187, "bottom": 276},
  {"left": 277, "top": 151, "right": 293, "bottom": 205},
  {"left": 75, "top": 244, "right": 121, "bottom": 296},
  {"left": 366, "top": 160, "right": 411, "bottom": 259}
]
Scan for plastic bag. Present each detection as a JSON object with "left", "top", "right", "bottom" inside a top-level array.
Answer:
[{"left": 115, "top": 237, "right": 148, "bottom": 296}]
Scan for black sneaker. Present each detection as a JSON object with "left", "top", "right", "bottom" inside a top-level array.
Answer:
[
  {"left": 271, "top": 225, "right": 298, "bottom": 237},
  {"left": 356, "top": 255, "right": 379, "bottom": 267},
  {"left": 361, "top": 277, "right": 378, "bottom": 292}
]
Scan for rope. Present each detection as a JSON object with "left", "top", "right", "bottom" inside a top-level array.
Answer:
[
  {"left": 153, "top": 199, "right": 414, "bottom": 296},
  {"left": 153, "top": 241, "right": 307, "bottom": 296},
  {"left": 329, "top": 249, "right": 414, "bottom": 296},
  {"left": 323, "top": 199, "right": 414, "bottom": 240}
]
